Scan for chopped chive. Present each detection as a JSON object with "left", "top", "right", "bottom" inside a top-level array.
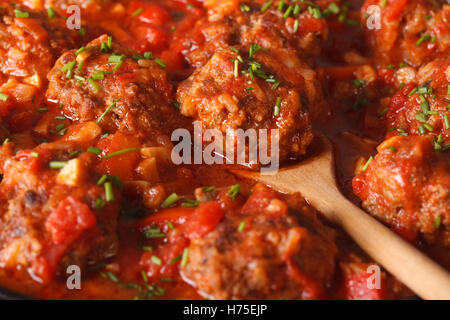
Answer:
[
  {"left": 143, "top": 51, "right": 153, "bottom": 59},
  {"left": 30, "top": 152, "right": 40, "bottom": 158},
  {"left": 108, "top": 53, "right": 124, "bottom": 64},
  {"left": 240, "top": 3, "right": 250, "bottom": 12},
  {"left": 154, "top": 58, "right": 166, "bottom": 68},
  {"left": 143, "top": 225, "right": 166, "bottom": 239},
  {"left": 141, "top": 246, "right": 153, "bottom": 252},
  {"left": 378, "top": 107, "right": 389, "bottom": 117},
  {"left": 14, "top": 9, "right": 29, "bottom": 18},
  {"left": 418, "top": 125, "right": 426, "bottom": 135},
  {"left": 416, "top": 34, "right": 431, "bottom": 46},
  {"left": 408, "top": 87, "right": 418, "bottom": 97},
  {"left": 141, "top": 270, "right": 148, "bottom": 283},
  {"left": 435, "top": 215, "right": 441, "bottom": 228},
  {"left": 353, "top": 79, "right": 366, "bottom": 87},
  {"left": 202, "top": 186, "right": 215, "bottom": 192},
  {"left": 0, "top": 93, "right": 9, "bottom": 101},
  {"left": 97, "top": 174, "right": 109, "bottom": 186},
  {"left": 362, "top": 156, "right": 373, "bottom": 171},
  {"left": 169, "top": 255, "right": 182, "bottom": 265},
  {"left": 415, "top": 112, "right": 428, "bottom": 123},
  {"left": 423, "top": 123, "right": 433, "bottom": 132},
  {"left": 2, "top": 138, "right": 10, "bottom": 145},
  {"left": 238, "top": 221, "right": 246, "bottom": 232},
  {"left": 283, "top": 5, "right": 293, "bottom": 19},
  {"left": 61, "top": 60, "right": 76, "bottom": 72},
  {"left": 444, "top": 115, "right": 450, "bottom": 130},
  {"left": 181, "top": 248, "right": 189, "bottom": 268},
  {"left": 78, "top": 28, "right": 86, "bottom": 36},
  {"left": 227, "top": 184, "right": 241, "bottom": 200},
  {"left": 75, "top": 46, "right": 85, "bottom": 55},
  {"left": 132, "top": 8, "right": 143, "bottom": 17},
  {"left": 234, "top": 59, "right": 239, "bottom": 78},
  {"left": 167, "top": 221, "right": 174, "bottom": 230},
  {"left": 104, "top": 182, "right": 114, "bottom": 202},
  {"left": 94, "top": 198, "right": 106, "bottom": 209},
  {"left": 261, "top": 0, "right": 272, "bottom": 12},
  {"left": 49, "top": 161, "right": 67, "bottom": 169},
  {"left": 277, "top": 0, "right": 285, "bottom": 12},
  {"left": 77, "top": 60, "right": 84, "bottom": 71},
  {"left": 274, "top": 97, "right": 281, "bottom": 116},
  {"left": 107, "top": 36, "right": 112, "bottom": 49},
  {"left": 107, "top": 272, "right": 119, "bottom": 283},
  {"left": 293, "top": 19, "right": 299, "bottom": 33},
  {"left": 151, "top": 255, "right": 162, "bottom": 266},
  {"left": 161, "top": 193, "right": 179, "bottom": 208},
  {"left": 47, "top": 7, "right": 55, "bottom": 19},
  {"left": 381, "top": 0, "right": 387, "bottom": 8},
  {"left": 159, "top": 278, "right": 172, "bottom": 283},
  {"left": 293, "top": 4, "right": 300, "bottom": 14},
  {"left": 387, "top": 146, "right": 397, "bottom": 152},
  {"left": 97, "top": 99, "right": 119, "bottom": 124},
  {"left": 385, "top": 64, "right": 395, "bottom": 70},
  {"left": 88, "top": 78, "right": 99, "bottom": 91},
  {"left": 102, "top": 147, "right": 140, "bottom": 160},
  {"left": 181, "top": 198, "right": 200, "bottom": 208},
  {"left": 87, "top": 146, "right": 102, "bottom": 155}
]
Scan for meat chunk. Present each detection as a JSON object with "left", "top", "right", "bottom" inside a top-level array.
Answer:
[
  {"left": 46, "top": 35, "right": 182, "bottom": 141},
  {"left": 0, "top": 141, "right": 120, "bottom": 282},
  {"left": 385, "top": 58, "right": 450, "bottom": 144},
  {"left": 361, "top": 0, "right": 449, "bottom": 67},
  {"left": 177, "top": 47, "right": 325, "bottom": 163},
  {"left": 183, "top": 0, "right": 329, "bottom": 67},
  {"left": 0, "top": 3, "right": 79, "bottom": 122},
  {"left": 181, "top": 185, "right": 337, "bottom": 300},
  {"left": 353, "top": 135, "right": 450, "bottom": 246}
]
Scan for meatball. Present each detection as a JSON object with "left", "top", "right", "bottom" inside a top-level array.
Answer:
[
  {"left": 353, "top": 135, "right": 450, "bottom": 246},
  {"left": 177, "top": 47, "right": 325, "bottom": 164},
  {"left": 0, "top": 141, "right": 120, "bottom": 282},
  {"left": 361, "top": 0, "right": 449, "bottom": 67},
  {"left": 183, "top": 0, "right": 329, "bottom": 67},
  {"left": 385, "top": 58, "right": 450, "bottom": 144},
  {"left": 0, "top": 3, "right": 79, "bottom": 119},
  {"left": 181, "top": 185, "right": 337, "bottom": 300},
  {"left": 46, "top": 35, "right": 182, "bottom": 141}
]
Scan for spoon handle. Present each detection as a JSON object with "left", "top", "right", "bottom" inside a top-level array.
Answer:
[{"left": 326, "top": 193, "right": 450, "bottom": 300}]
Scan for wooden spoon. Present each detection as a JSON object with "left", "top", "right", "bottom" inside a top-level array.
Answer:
[{"left": 231, "top": 136, "right": 450, "bottom": 300}]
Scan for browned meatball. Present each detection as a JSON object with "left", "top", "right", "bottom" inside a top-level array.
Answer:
[
  {"left": 183, "top": 0, "right": 329, "bottom": 68},
  {"left": 181, "top": 185, "right": 337, "bottom": 300},
  {"left": 385, "top": 58, "right": 450, "bottom": 144},
  {"left": 0, "top": 2, "right": 79, "bottom": 119},
  {"left": 0, "top": 141, "right": 119, "bottom": 282},
  {"left": 361, "top": 0, "right": 449, "bottom": 67},
  {"left": 353, "top": 135, "right": 450, "bottom": 246},
  {"left": 177, "top": 47, "right": 325, "bottom": 164},
  {"left": 46, "top": 35, "right": 183, "bottom": 141}
]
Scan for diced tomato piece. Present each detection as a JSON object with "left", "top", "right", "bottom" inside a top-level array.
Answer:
[
  {"left": 95, "top": 131, "right": 141, "bottom": 181},
  {"left": 182, "top": 202, "right": 224, "bottom": 240},
  {"left": 133, "top": 25, "right": 169, "bottom": 52},
  {"left": 241, "top": 189, "right": 287, "bottom": 218},
  {"left": 45, "top": 196, "right": 96, "bottom": 245},
  {"left": 141, "top": 235, "right": 189, "bottom": 278},
  {"left": 14, "top": 149, "right": 52, "bottom": 173},
  {"left": 344, "top": 272, "right": 387, "bottom": 300},
  {"left": 138, "top": 207, "right": 194, "bottom": 230},
  {"left": 385, "top": 0, "right": 408, "bottom": 21},
  {"left": 129, "top": 1, "right": 172, "bottom": 26}
]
